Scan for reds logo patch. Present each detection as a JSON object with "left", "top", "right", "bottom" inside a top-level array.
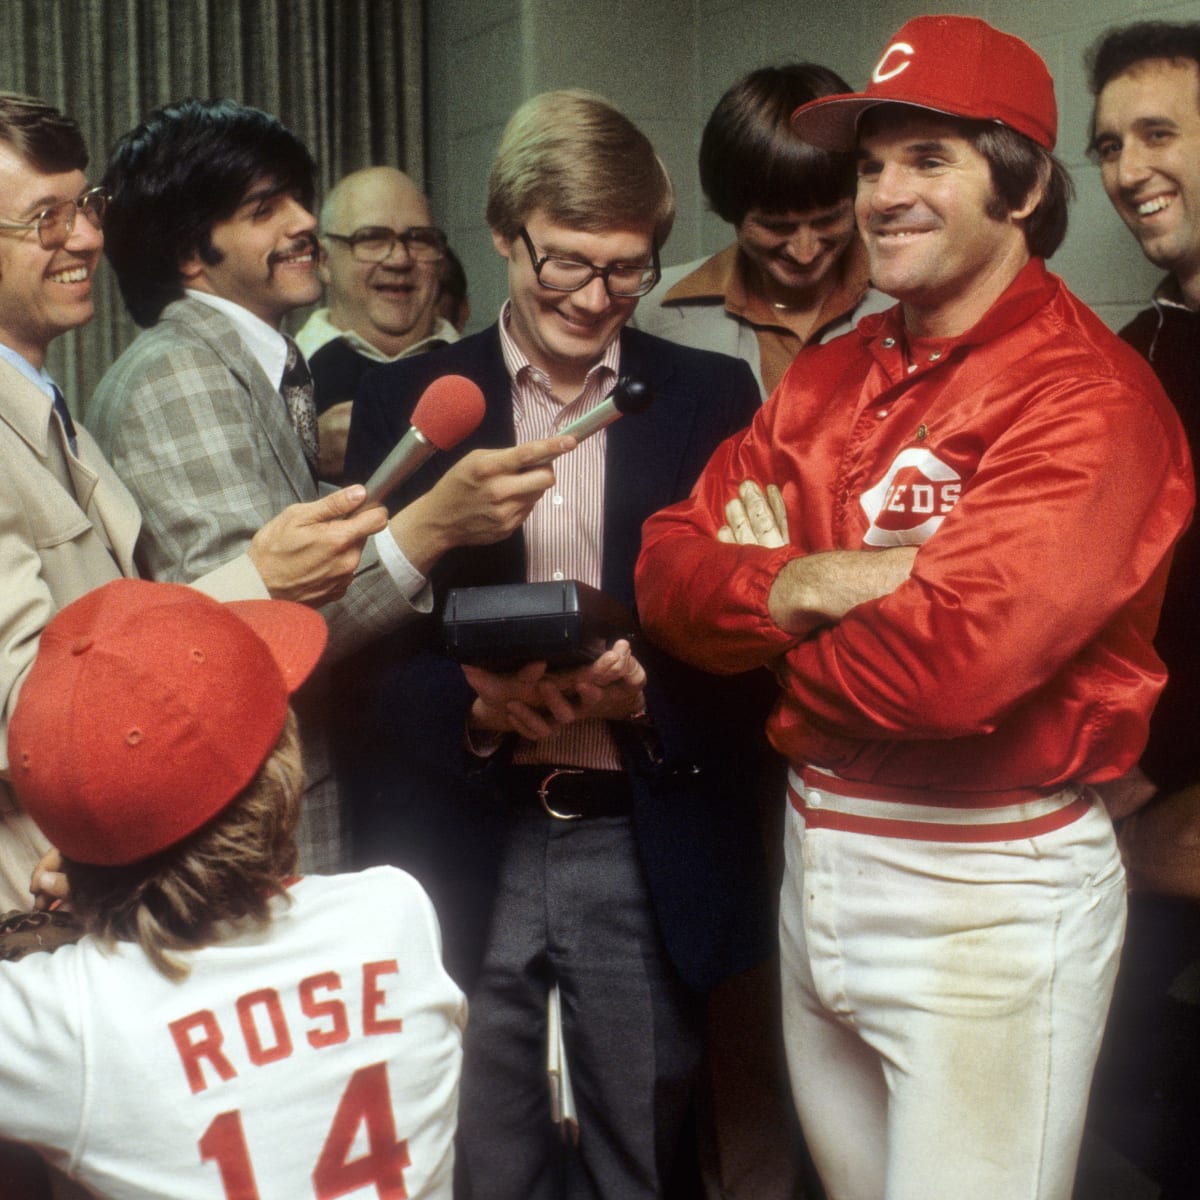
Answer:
[{"left": 859, "top": 447, "right": 962, "bottom": 546}]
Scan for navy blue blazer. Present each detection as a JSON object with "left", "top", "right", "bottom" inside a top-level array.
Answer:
[{"left": 341, "top": 324, "right": 776, "bottom": 993}]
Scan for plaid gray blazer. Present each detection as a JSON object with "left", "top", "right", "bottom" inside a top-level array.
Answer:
[{"left": 88, "top": 296, "right": 422, "bottom": 872}]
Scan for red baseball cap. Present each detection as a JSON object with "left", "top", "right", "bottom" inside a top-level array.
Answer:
[
  {"left": 791, "top": 15, "right": 1057, "bottom": 152},
  {"left": 8, "top": 579, "right": 328, "bottom": 866}
]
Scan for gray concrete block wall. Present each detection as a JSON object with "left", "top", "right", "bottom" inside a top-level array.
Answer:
[{"left": 426, "top": 0, "right": 1200, "bottom": 334}]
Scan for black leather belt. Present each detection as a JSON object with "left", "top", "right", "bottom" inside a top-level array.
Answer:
[{"left": 507, "top": 766, "right": 634, "bottom": 821}]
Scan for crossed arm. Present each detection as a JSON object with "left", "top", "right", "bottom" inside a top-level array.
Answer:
[
  {"left": 457, "top": 478, "right": 913, "bottom": 747},
  {"left": 717, "top": 479, "right": 916, "bottom": 637}
]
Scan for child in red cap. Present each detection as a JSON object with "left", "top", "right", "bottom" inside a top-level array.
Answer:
[{"left": 0, "top": 579, "right": 464, "bottom": 1199}]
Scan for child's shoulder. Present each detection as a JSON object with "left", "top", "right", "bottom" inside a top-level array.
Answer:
[{"left": 292, "top": 866, "right": 438, "bottom": 916}]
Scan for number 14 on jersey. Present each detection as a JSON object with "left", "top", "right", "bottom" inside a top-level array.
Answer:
[{"left": 199, "top": 1061, "right": 412, "bottom": 1198}]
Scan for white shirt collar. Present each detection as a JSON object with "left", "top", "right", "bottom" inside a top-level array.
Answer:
[
  {"left": 496, "top": 300, "right": 620, "bottom": 394},
  {"left": 295, "top": 306, "right": 459, "bottom": 363},
  {"left": 1151, "top": 275, "right": 1199, "bottom": 313},
  {"left": 185, "top": 289, "right": 290, "bottom": 386}
]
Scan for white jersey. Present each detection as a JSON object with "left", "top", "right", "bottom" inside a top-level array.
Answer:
[{"left": 0, "top": 867, "right": 465, "bottom": 1199}]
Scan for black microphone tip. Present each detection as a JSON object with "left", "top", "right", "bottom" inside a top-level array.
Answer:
[{"left": 613, "top": 376, "right": 653, "bottom": 415}]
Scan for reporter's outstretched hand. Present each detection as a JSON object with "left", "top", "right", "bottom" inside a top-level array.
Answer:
[
  {"left": 389, "top": 436, "right": 576, "bottom": 575},
  {"left": 248, "top": 485, "right": 388, "bottom": 606}
]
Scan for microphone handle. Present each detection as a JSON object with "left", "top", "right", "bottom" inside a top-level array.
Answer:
[
  {"left": 362, "top": 427, "right": 437, "bottom": 507},
  {"left": 558, "top": 400, "right": 621, "bottom": 444}
]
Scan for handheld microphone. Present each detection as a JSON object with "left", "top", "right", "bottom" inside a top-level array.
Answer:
[
  {"left": 557, "top": 376, "right": 653, "bottom": 444},
  {"left": 362, "top": 374, "right": 486, "bottom": 506}
]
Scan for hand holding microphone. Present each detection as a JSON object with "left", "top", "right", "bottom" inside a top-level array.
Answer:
[
  {"left": 363, "top": 372, "right": 651, "bottom": 576},
  {"left": 521, "top": 376, "right": 653, "bottom": 467},
  {"left": 372, "top": 373, "right": 576, "bottom": 573},
  {"left": 557, "top": 376, "right": 652, "bottom": 442}
]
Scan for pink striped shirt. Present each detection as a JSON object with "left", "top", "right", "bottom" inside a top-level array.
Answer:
[{"left": 499, "top": 305, "right": 623, "bottom": 770}]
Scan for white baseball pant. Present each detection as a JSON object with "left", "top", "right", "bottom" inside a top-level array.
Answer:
[{"left": 779, "top": 769, "right": 1126, "bottom": 1200}]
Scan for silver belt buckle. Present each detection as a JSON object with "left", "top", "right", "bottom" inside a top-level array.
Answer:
[{"left": 538, "top": 768, "right": 585, "bottom": 820}]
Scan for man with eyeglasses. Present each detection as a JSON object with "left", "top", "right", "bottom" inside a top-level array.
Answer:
[
  {"left": 0, "top": 90, "right": 434, "bottom": 924},
  {"left": 87, "top": 99, "right": 571, "bottom": 879},
  {"left": 296, "top": 166, "right": 460, "bottom": 483},
  {"left": 344, "top": 89, "right": 772, "bottom": 1199},
  {"left": 0, "top": 96, "right": 117, "bottom": 914}
]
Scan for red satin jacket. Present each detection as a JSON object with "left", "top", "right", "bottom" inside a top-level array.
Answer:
[{"left": 636, "top": 260, "right": 1194, "bottom": 797}]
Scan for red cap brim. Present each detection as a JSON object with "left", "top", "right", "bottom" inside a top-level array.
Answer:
[{"left": 225, "top": 599, "right": 328, "bottom": 693}]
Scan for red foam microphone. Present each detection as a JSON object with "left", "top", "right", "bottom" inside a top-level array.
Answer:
[{"left": 362, "top": 374, "right": 486, "bottom": 506}]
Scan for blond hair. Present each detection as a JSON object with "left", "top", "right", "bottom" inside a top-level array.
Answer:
[
  {"left": 64, "top": 711, "right": 304, "bottom": 980},
  {"left": 486, "top": 89, "right": 675, "bottom": 245}
]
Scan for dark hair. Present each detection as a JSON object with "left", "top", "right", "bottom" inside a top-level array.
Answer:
[
  {"left": 0, "top": 92, "right": 88, "bottom": 174},
  {"left": 699, "top": 63, "right": 856, "bottom": 225},
  {"left": 64, "top": 712, "right": 303, "bottom": 981},
  {"left": 1086, "top": 22, "right": 1200, "bottom": 151},
  {"left": 859, "top": 107, "right": 1072, "bottom": 259},
  {"left": 102, "top": 98, "right": 316, "bottom": 326},
  {"left": 968, "top": 123, "right": 1073, "bottom": 259},
  {"left": 1087, "top": 22, "right": 1200, "bottom": 96}
]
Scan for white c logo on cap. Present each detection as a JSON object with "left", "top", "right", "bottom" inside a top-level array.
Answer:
[{"left": 873, "top": 42, "right": 914, "bottom": 84}]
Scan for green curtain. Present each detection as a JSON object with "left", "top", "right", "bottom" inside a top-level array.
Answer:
[{"left": 0, "top": 0, "right": 423, "bottom": 409}]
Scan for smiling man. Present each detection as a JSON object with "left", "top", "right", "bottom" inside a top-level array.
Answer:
[
  {"left": 636, "top": 17, "right": 1193, "bottom": 1200},
  {"left": 0, "top": 94, "right": 121, "bottom": 917},
  {"left": 344, "top": 89, "right": 772, "bottom": 1199},
  {"left": 87, "top": 100, "right": 566, "bottom": 877},
  {"left": 636, "top": 63, "right": 889, "bottom": 397},
  {"left": 0, "top": 90, "right": 439, "bottom": 921},
  {"left": 1085, "top": 25, "right": 1200, "bottom": 1198},
  {"left": 296, "top": 166, "right": 458, "bottom": 482},
  {"left": 1091, "top": 25, "right": 1200, "bottom": 317},
  {"left": 1089, "top": 23, "right": 1200, "bottom": 815}
]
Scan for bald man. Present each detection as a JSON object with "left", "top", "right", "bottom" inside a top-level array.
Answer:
[{"left": 296, "top": 166, "right": 459, "bottom": 480}]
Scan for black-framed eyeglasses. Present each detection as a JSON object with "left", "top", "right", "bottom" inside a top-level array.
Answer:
[
  {"left": 323, "top": 225, "right": 448, "bottom": 264},
  {"left": 0, "top": 187, "right": 109, "bottom": 251},
  {"left": 519, "top": 227, "right": 660, "bottom": 298}
]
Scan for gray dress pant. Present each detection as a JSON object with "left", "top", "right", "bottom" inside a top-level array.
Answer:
[{"left": 458, "top": 808, "right": 703, "bottom": 1199}]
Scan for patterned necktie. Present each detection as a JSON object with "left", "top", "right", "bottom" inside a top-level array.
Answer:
[
  {"left": 51, "top": 384, "right": 78, "bottom": 457},
  {"left": 281, "top": 336, "right": 319, "bottom": 478}
]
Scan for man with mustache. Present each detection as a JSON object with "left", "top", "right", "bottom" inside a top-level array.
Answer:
[
  {"left": 636, "top": 16, "right": 1193, "bottom": 1199},
  {"left": 0, "top": 89, "right": 427, "bottom": 918},
  {"left": 88, "top": 100, "right": 565, "bottom": 876}
]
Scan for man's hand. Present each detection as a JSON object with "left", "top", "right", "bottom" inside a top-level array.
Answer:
[
  {"left": 30, "top": 847, "right": 68, "bottom": 911},
  {"left": 1116, "top": 782, "right": 1200, "bottom": 899},
  {"left": 388, "top": 436, "right": 575, "bottom": 575},
  {"left": 317, "top": 400, "right": 353, "bottom": 483},
  {"left": 768, "top": 546, "right": 919, "bottom": 636},
  {"left": 463, "top": 638, "right": 647, "bottom": 741},
  {"left": 1094, "top": 763, "right": 1157, "bottom": 822},
  {"left": 718, "top": 480, "right": 790, "bottom": 547},
  {"left": 248, "top": 485, "right": 388, "bottom": 605}
]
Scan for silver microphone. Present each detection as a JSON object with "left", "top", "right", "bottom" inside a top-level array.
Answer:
[{"left": 557, "top": 376, "right": 653, "bottom": 444}]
